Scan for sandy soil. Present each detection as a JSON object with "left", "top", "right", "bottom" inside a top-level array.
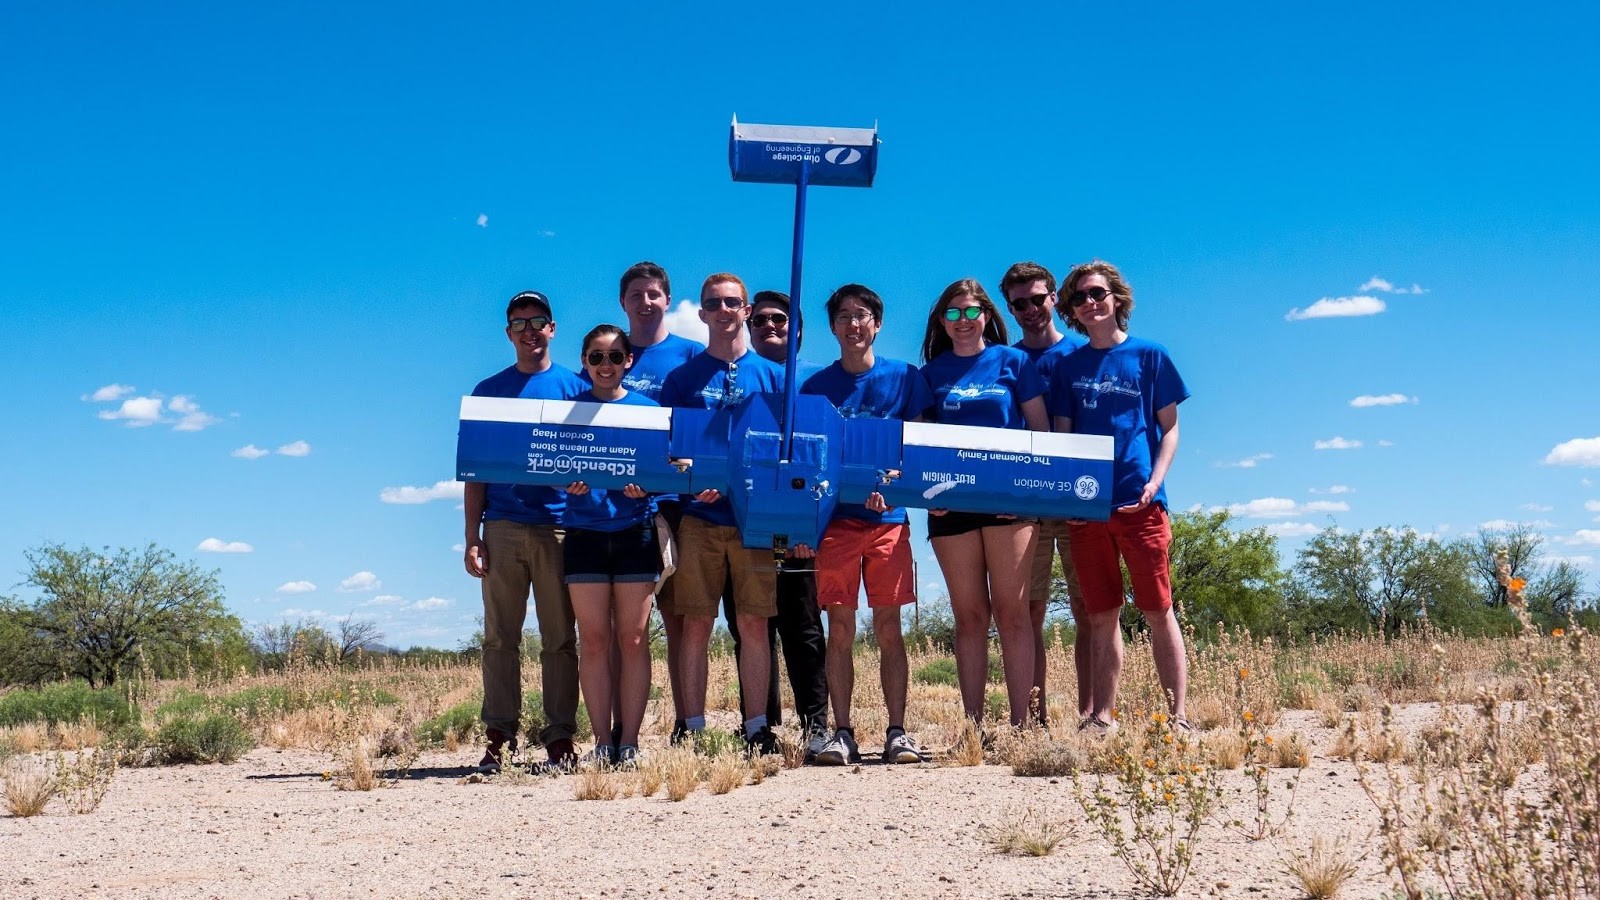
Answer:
[{"left": 2, "top": 709, "right": 1400, "bottom": 900}]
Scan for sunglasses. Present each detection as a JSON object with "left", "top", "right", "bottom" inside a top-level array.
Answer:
[
  {"left": 585, "top": 350, "right": 628, "bottom": 366},
  {"left": 1007, "top": 292, "right": 1051, "bottom": 313},
  {"left": 943, "top": 306, "right": 984, "bottom": 322},
  {"left": 508, "top": 316, "right": 552, "bottom": 332},
  {"left": 750, "top": 312, "right": 788, "bottom": 327},
  {"left": 1067, "top": 286, "right": 1112, "bottom": 307},
  {"left": 700, "top": 296, "right": 747, "bottom": 311}
]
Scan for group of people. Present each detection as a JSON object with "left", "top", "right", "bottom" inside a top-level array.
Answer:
[{"left": 461, "top": 259, "right": 1191, "bottom": 772}]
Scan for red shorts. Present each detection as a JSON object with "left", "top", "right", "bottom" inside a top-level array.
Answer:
[
  {"left": 1066, "top": 504, "right": 1172, "bottom": 616},
  {"left": 816, "top": 519, "right": 915, "bottom": 609}
]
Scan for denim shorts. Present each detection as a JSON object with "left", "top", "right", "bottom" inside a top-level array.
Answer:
[{"left": 562, "top": 520, "right": 661, "bottom": 584}]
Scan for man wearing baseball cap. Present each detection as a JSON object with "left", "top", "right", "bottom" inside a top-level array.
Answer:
[{"left": 463, "top": 290, "right": 588, "bottom": 772}]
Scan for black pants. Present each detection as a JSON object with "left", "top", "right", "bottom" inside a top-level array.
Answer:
[{"left": 726, "top": 561, "right": 829, "bottom": 731}]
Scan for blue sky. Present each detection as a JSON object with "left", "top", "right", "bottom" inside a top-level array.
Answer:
[{"left": 5, "top": 2, "right": 1598, "bottom": 647}]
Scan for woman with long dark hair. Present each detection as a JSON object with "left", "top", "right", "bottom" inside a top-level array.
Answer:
[{"left": 919, "top": 279, "right": 1050, "bottom": 729}]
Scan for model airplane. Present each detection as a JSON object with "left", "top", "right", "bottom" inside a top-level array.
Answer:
[{"left": 456, "top": 119, "right": 1114, "bottom": 552}]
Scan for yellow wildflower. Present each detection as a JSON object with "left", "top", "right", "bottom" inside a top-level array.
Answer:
[{"left": 1242, "top": 711, "right": 1255, "bottom": 723}]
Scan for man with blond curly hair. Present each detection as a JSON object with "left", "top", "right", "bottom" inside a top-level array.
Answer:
[{"left": 1049, "top": 260, "right": 1190, "bottom": 734}]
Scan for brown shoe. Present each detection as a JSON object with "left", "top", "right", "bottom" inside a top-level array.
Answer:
[
  {"left": 544, "top": 737, "right": 577, "bottom": 770},
  {"left": 477, "top": 728, "right": 518, "bottom": 774}
]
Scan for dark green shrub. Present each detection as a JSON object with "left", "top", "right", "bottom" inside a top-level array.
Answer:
[
  {"left": 156, "top": 713, "right": 254, "bottom": 764},
  {"left": 0, "top": 681, "right": 138, "bottom": 728},
  {"left": 417, "top": 700, "right": 480, "bottom": 745},
  {"left": 914, "top": 658, "right": 959, "bottom": 687},
  {"left": 155, "top": 690, "right": 212, "bottom": 720}
]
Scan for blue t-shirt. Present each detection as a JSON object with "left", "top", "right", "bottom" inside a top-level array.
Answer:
[
  {"left": 1014, "top": 333, "right": 1084, "bottom": 394},
  {"left": 660, "top": 349, "right": 784, "bottom": 526},
  {"left": 562, "top": 390, "right": 661, "bottom": 532},
  {"left": 802, "top": 357, "right": 934, "bottom": 524},
  {"left": 1049, "top": 336, "right": 1190, "bottom": 510},
  {"left": 579, "top": 333, "right": 704, "bottom": 402},
  {"left": 471, "top": 364, "right": 589, "bottom": 524},
  {"left": 920, "top": 344, "right": 1045, "bottom": 430}
]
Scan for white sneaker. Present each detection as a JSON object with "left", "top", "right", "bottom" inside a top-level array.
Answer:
[
  {"left": 883, "top": 730, "right": 924, "bottom": 764},
  {"left": 804, "top": 727, "right": 829, "bottom": 764},
  {"left": 813, "top": 729, "right": 860, "bottom": 766}
]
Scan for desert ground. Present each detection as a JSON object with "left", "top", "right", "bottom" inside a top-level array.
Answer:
[{"left": 4, "top": 627, "right": 1595, "bottom": 899}]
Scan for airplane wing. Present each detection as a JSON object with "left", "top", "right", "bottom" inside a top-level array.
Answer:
[{"left": 457, "top": 392, "right": 1113, "bottom": 551}]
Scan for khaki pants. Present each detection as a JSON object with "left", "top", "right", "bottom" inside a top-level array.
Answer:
[
  {"left": 481, "top": 519, "right": 578, "bottom": 745},
  {"left": 1031, "top": 518, "right": 1084, "bottom": 610}
]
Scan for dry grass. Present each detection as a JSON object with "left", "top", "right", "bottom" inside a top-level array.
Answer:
[
  {"left": 1283, "top": 832, "right": 1364, "bottom": 899},
  {"left": 573, "top": 765, "right": 619, "bottom": 801},
  {"left": 982, "top": 805, "right": 1073, "bottom": 857},
  {"left": 947, "top": 719, "right": 985, "bottom": 767},
  {"left": 1202, "top": 731, "right": 1246, "bottom": 769},
  {"left": 1269, "top": 731, "right": 1312, "bottom": 769},
  {"left": 662, "top": 748, "right": 700, "bottom": 801},
  {"left": 705, "top": 753, "right": 744, "bottom": 795},
  {"left": 4, "top": 756, "right": 57, "bottom": 817},
  {"left": 1004, "top": 730, "right": 1085, "bottom": 778}
]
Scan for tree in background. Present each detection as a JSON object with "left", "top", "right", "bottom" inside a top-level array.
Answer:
[
  {"left": 7, "top": 543, "right": 243, "bottom": 687},
  {"left": 1470, "top": 524, "right": 1544, "bottom": 608},
  {"left": 1165, "top": 510, "right": 1288, "bottom": 639},
  {"left": 1290, "top": 526, "right": 1506, "bottom": 636}
]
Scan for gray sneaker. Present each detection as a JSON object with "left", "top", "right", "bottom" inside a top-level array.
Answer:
[
  {"left": 803, "top": 727, "right": 829, "bottom": 764},
  {"left": 813, "top": 728, "right": 860, "bottom": 766},
  {"left": 883, "top": 730, "right": 924, "bottom": 764}
]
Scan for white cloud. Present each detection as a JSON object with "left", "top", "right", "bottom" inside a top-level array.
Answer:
[
  {"left": 197, "top": 537, "right": 253, "bottom": 553},
  {"left": 476, "top": 213, "right": 488, "bottom": 227},
  {"left": 1550, "top": 555, "right": 1594, "bottom": 568},
  {"left": 232, "top": 444, "right": 270, "bottom": 459},
  {"left": 276, "top": 440, "right": 311, "bottom": 457},
  {"left": 1349, "top": 393, "right": 1418, "bottom": 408},
  {"left": 379, "top": 480, "right": 464, "bottom": 504},
  {"left": 538, "top": 229, "right": 557, "bottom": 238},
  {"left": 275, "top": 580, "right": 316, "bottom": 594},
  {"left": 1521, "top": 503, "right": 1555, "bottom": 512},
  {"left": 412, "top": 597, "right": 451, "bottom": 611},
  {"left": 96, "top": 392, "right": 218, "bottom": 431},
  {"left": 338, "top": 571, "right": 382, "bottom": 593},
  {"left": 1285, "top": 296, "right": 1386, "bottom": 321},
  {"left": 366, "top": 594, "right": 404, "bottom": 606},
  {"left": 1310, "top": 485, "right": 1352, "bottom": 495},
  {"left": 1358, "top": 277, "right": 1427, "bottom": 295},
  {"left": 83, "top": 383, "right": 135, "bottom": 402},
  {"left": 450, "top": 543, "right": 465, "bottom": 553},
  {"left": 663, "top": 299, "right": 710, "bottom": 345},
  {"left": 1558, "top": 530, "right": 1600, "bottom": 548},
  {"left": 1216, "top": 452, "right": 1274, "bottom": 469},
  {"left": 98, "top": 395, "right": 165, "bottom": 427},
  {"left": 1225, "top": 497, "right": 1349, "bottom": 519},
  {"left": 1314, "top": 436, "right": 1363, "bottom": 450},
  {"left": 1479, "top": 519, "right": 1555, "bottom": 531},
  {"left": 281, "top": 608, "right": 326, "bottom": 620},
  {"left": 1265, "top": 522, "right": 1319, "bottom": 538},
  {"left": 1544, "top": 437, "right": 1600, "bottom": 467},
  {"left": 1378, "top": 439, "right": 1395, "bottom": 447},
  {"left": 168, "top": 395, "right": 219, "bottom": 431}
]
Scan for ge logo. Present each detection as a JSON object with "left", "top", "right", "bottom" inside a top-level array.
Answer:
[
  {"left": 824, "top": 147, "right": 862, "bottom": 165},
  {"left": 1074, "top": 476, "right": 1100, "bottom": 500}
]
